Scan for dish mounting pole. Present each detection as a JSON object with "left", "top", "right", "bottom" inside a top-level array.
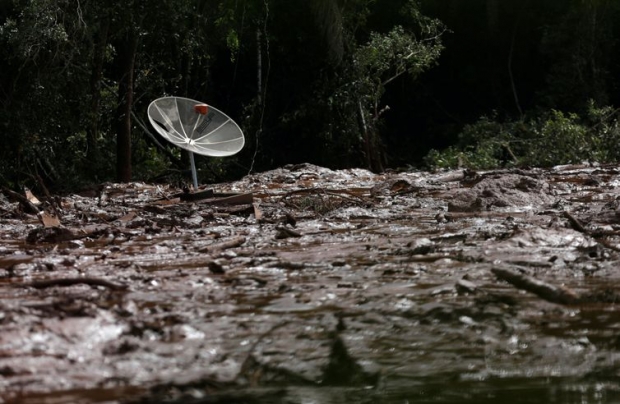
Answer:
[{"left": 189, "top": 151, "right": 198, "bottom": 189}]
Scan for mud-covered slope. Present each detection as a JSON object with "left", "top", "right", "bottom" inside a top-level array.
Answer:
[{"left": 1, "top": 163, "right": 620, "bottom": 403}]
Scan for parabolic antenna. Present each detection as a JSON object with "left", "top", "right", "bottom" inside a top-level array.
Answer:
[{"left": 147, "top": 96, "right": 245, "bottom": 188}]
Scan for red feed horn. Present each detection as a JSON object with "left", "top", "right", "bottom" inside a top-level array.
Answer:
[{"left": 194, "top": 104, "right": 208, "bottom": 115}]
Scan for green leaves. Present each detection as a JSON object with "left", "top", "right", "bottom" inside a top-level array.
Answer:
[{"left": 425, "top": 104, "right": 620, "bottom": 170}]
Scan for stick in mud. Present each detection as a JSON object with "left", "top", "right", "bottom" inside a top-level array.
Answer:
[
  {"left": 563, "top": 210, "right": 588, "bottom": 234},
  {"left": 20, "top": 277, "right": 128, "bottom": 291},
  {"left": 491, "top": 265, "right": 580, "bottom": 305},
  {"left": 198, "top": 236, "right": 246, "bottom": 253}
]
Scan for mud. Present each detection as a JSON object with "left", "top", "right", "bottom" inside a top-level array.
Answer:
[{"left": 2, "top": 163, "right": 620, "bottom": 403}]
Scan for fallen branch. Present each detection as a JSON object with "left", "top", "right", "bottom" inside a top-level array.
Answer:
[
  {"left": 282, "top": 187, "right": 367, "bottom": 204},
  {"left": 491, "top": 266, "right": 580, "bottom": 305},
  {"left": 21, "top": 277, "right": 128, "bottom": 291},
  {"left": 2, "top": 187, "right": 40, "bottom": 214},
  {"left": 198, "top": 236, "right": 246, "bottom": 253},
  {"left": 275, "top": 226, "right": 302, "bottom": 239},
  {"left": 193, "top": 192, "right": 254, "bottom": 205},
  {"left": 34, "top": 170, "right": 62, "bottom": 219},
  {"left": 563, "top": 211, "right": 588, "bottom": 234}
]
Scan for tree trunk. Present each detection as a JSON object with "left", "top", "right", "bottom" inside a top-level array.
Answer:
[
  {"left": 116, "top": 30, "right": 138, "bottom": 182},
  {"left": 87, "top": 16, "right": 109, "bottom": 166},
  {"left": 257, "top": 28, "right": 262, "bottom": 105},
  {"left": 357, "top": 101, "right": 385, "bottom": 172}
]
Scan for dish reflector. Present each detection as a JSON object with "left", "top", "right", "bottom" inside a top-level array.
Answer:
[{"left": 147, "top": 96, "right": 245, "bottom": 157}]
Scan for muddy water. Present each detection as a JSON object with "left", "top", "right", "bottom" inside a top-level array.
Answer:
[{"left": 2, "top": 164, "right": 620, "bottom": 403}]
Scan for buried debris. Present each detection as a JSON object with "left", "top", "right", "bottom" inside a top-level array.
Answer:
[
  {"left": 491, "top": 265, "right": 581, "bottom": 304},
  {"left": 198, "top": 235, "right": 247, "bottom": 253},
  {"left": 492, "top": 265, "right": 620, "bottom": 304},
  {"left": 5, "top": 164, "right": 620, "bottom": 403},
  {"left": 18, "top": 277, "right": 129, "bottom": 291}
]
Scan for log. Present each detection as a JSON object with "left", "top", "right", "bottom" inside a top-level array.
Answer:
[{"left": 491, "top": 265, "right": 580, "bottom": 305}]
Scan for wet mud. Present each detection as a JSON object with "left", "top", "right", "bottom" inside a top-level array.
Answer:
[{"left": 2, "top": 163, "right": 620, "bottom": 403}]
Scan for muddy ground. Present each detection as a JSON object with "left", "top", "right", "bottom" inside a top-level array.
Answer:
[{"left": 2, "top": 163, "right": 620, "bottom": 403}]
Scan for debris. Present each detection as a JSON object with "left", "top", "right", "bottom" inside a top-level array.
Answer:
[
  {"left": 208, "top": 261, "right": 226, "bottom": 274},
  {"left": 4, "top": 164, "right": 620, "bottom": 402},
  {"left": 284, "top": 212, "right": 296, "bottom": 227},
  {"left": 24, "top": 187, "right": 41, "bottom": 206},
  {"left": 275, "top": 226, "right": 302, "bottom": 239},
  {"left": 26, "top": 226, "right": 76, "bottom": 243},
  {"left": 491, "top": 265, "right": 580, "bottom": 305},
  {"left": 178, "top": 188, "right": 214, "bottom": 202},
  {"left": 2, "top": 186, "right": 40, "bottom": 214},
  {"left": 117, "top": 211, "right": 137, "bottom": 222},
  {"left": 253, "top": 202, "right": 263, "bottom": 220},
  {"left": 563, "top": 210, "right": 588, "bottom": 234},
  {"left": 38, "top": 211, "right": 61, "bottom": 228},
  {"left": 455, "top": 279, "right": 478, "bottom": 295},
  {"left": 20, "top": 277, "right": 128, "bottom": 291},
  {"left": 198, "top": 236, "right": 247, "bottom": 253},
  {"left": 199, "top": 192, "right": 254, "bottom": 205}
]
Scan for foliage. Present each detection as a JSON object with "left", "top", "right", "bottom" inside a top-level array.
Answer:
[
  {"left": 538, "top": 0, "right": 616, "bottom": 111},
  {"left": 0, "top": 0, "right": 94, "bottom": 188},
  {"left": 2, "top": 0, "right": 620, "bottom": 191},
  {"left": 425, "top": 102, "right": 620, "bottom": 170},
  {"left": 272, "top": 0, "right": 445, "bottom": 172},
  {"left": 0, "top": 0, "right": 222, "bottom": 189}
]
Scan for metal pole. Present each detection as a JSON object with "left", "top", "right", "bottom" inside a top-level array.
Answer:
[{"left": 189, "top": 151, "right": 198, "bottom": 189}]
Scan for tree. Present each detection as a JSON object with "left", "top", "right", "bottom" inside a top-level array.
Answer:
[
  {"left": 539, "top": 0, "right": 619, "bottom": 111},
  {"left": 0, "top": 0, "right": 93, "bottom": 186},
  {"left": 312, "top": 0, "right": 445, "bottom": 171},
  {"left": 237, "top": 0, "right": 444, "bottom": 172}
]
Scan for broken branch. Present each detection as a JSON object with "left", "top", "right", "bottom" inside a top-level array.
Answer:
[
  {"left": 491, "top": 265, "right": 580, "bottom": 305},
  {"left": 198, "top": 236, "right": 247, "bottom": 253},
  {"left": 21, "top": 277, "right": 128, "bottom": 291}
]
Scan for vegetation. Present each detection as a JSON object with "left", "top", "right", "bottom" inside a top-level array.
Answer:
[
  {"left": 425, "top": 104, "right": 620, "bottom": 169},
  {"left": 420, "top": 0, "right": 620, "bottom": 170},
  {"left": 1, "top": 0, "right": 620, "bottom": 191}
]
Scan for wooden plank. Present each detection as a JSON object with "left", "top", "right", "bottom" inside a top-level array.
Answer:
[
  {"left": 199, "top": 192, "right": 254, "bottom": 206},
  {"left": 179, "top": 189, "right": 214, "bottom": 202}
]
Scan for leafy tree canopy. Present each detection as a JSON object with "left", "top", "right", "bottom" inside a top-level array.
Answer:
[{"left": 1, "top": 0, "right": 619, "bottom": 191}]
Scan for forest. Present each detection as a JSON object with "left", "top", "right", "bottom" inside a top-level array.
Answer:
[{"left": 1, "top": 0, "right": 620, "bottom": 190}]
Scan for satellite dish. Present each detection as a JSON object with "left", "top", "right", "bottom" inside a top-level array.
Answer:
[{"left": 147, "top": 96, "right": 245, "bottom": 188}]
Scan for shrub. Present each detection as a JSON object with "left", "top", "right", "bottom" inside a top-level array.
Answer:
[{"left": 425, "top": 103, "right": 620, "bottom": 170}]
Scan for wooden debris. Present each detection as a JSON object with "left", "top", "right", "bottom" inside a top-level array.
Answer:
[
  {"left": 178, "top": 189, "right": 253, "bottom": 205},
  {"left": 563, "top": 211, "right": 588, "bottom": 234},
  {"left": 491, "top": 265, "right": 580, "bottom": 305},
  {"left": 2, "top": 187, "right": 40, "bottom": 214},
  {"left": 26, "top": 226, "right": 77, "bottom": 244},
  {"left": 253, "top": 202, "right": 263, "bottom": 221},
  {"left": 21, "top": 277, "right": 128, "bottom": 291},
  {"left": 148, "top": 198, "right": 181, "bottom": 207},
  {"left": 208, "top": 261, "right": 226, "bottom": 274},
  {"left": 117, "top": 211, "right": 137, "bottom": 222},
  {"left": 284, "top": 212, "right": 297, "bottom": 227},
  {"left": 34, "top": 172, "right": 62, "bottom": 218},
  {"left": 214, "top": 204, "right": 254, "bottom": 215},
  {"left": 38, "top": 211, "right": 61, "bottom": 228},
  {"left": 24, "top": 187, "right": 41, "bottom": 206},
  {"left": 198, "top": 236, "right": 246, "bottom": 253},
  {"left": 275, "top": 226, "right": 302, "bottom": 239},
  {"left": 179, "top": 188, "right": 214, "bottom": 202},
  {"left": 202, "top": 192, "right": 253, "bottom": 206},
  {"left": 0, "top": 254, "right": 34, "bottom": 268},
  {"left": 455, "top": 279, "right": 478, "bottom": 295}
]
